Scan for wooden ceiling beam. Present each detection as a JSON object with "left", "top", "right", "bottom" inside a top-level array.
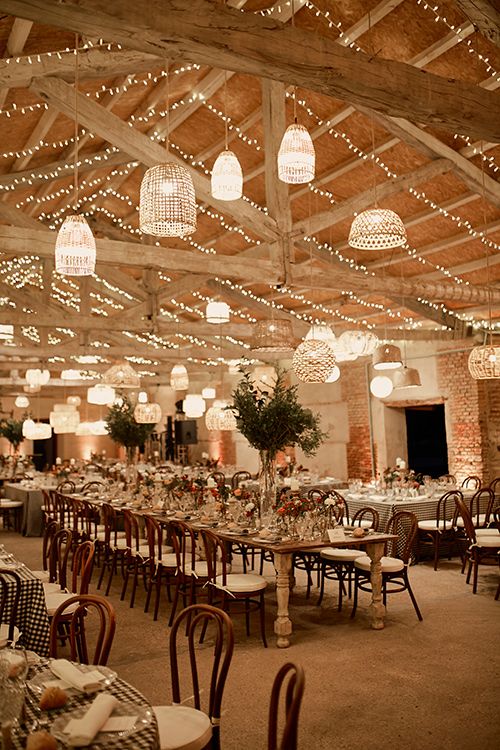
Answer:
[
  {"left": 0, "top": 17, "right": 32, "bottom": 108},
  {"left": 388, "top": 296, "right": 472, "bottom": 337},
  {"left": 4, "top": 0, "right": 499, "bottom": 139},
  {"left": 455, "top": 1, "right": 500, "bottom": 48},
  {"left": 29, "top": 75, "right": 279, "bottom": 242}
]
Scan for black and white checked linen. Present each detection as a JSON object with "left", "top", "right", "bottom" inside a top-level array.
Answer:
[
  {"left": 0, "top": 561, "right": 50, "bottom": 656},
  {"left": 12, "top": 659, "right": 159, "bottom": 750},
  {"left": 344, "top": 494, "right": 452, "bottom": 532}
]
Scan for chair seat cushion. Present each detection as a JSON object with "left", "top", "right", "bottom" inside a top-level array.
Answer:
[
  {"left": 473, "top": 538, "right": 500, "bottom": 549},
  {"left": 354, "top": 555, "right": 405, "bottom": 573},
  {"left": 215, "top": 572, "right": 267, "bottom": 593},
  {"left": 456, "top": 514, "right": 487, "bottom": 528},
  {"left": 475, "top": 528, "right": 500, "bottom": 538},
  {"left": 95, "top": 530, "right": 127, "bottom": 541},
  {"left": 32, "top": 569, "right": 50, "bottom": 583},
  {"left": 185, "top": 561, "right": 227, "bottom": 578},
  {"left": 0, "top": 500, "right": 23, "bottom": 509},
  {"left": 153, "top": 704, "right": 212, "bottom": 750},
  {"left": 320, "top": 547, "right": 366, "bottom": 562},
  {"left": 43, "top": 582, "right": 63, "bottom": 594},
  {"left": 418, "top": 519, "right": 453, "bottom": 531},
  {"left": 45, "top": 591, "right": 77, "bottom": 616},
  {"left": 158, "top": 552, "right": 178, "bottom": 567}
]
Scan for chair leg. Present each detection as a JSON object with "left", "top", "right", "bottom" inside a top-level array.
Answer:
[
  {"left": 244, "top": 597, "right": 250, "bottom": 636},
  {"left": 350, "top": 571, "right": 359, "bottom": 618},
  {"left": 153, "top": 572, "right": 162, "bottom": 621},
  {"left": 317, "top": 560, "right": 326, "bottom": 606},
  {"left": 472, "top": 553, "right": 479, "bottom": 595},
  {"left": 337, "top": 566, "right": 344, "bottom": 613},
  {"left": 405, "top": 571, "right": 423, "bottom": 621},
  {"left": 259, "top": 591, "right": 267, "bottom": 648},
  {"left": 433, "top": 532, "right": 440, "bottom": 571}
]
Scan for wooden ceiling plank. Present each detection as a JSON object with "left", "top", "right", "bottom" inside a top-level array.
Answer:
[
  {"left": 0, "top": 17, "right": 32, "bottom": 108},
  {"left": 29, "top": 75, "right": 279, "bottom": 241},
  {"left": 4, "top": 0, "right": 499, "bottom": 139},
  {"left": 455, "top": 0, "right": 500, "bottom": 48}
]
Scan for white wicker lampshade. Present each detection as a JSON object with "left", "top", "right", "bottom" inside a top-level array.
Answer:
[
  {"left": 55, "top": 215, "right": 96, "bottom": 276},
  {"left": 103, "top": 362, "right": 140, "bottom": 389},
  {"left": 0, "top": 324, "right": 13, "bottom": 340},
  {"left": 205, "top": 400, "right": 237, "bottom": 431},
  {"left": 61, "top": 369, "right": 83, "bottom": 381},
  {"left": 75, "top": 421, "right": 93, "bottom": 437},
  {"left": 278, "top": 123, "right": 315, "bottom": 184},
  {"left": 252, "top": 319, "right": 294, "bottom": 353},
  {"left": 23, "top": 421, "right": 52, "bottom": 440},
  {"left": 134, "top": 401, "right": 162, "bottom": 424},
  {"left": 348, "top": 208, "right": 407, "bottom": 250},
  {"left": 139, "top": 162, "right": 196, "bottom": 237},
  {"left": 67, "top": 396, "right": 81, "bottom": 407},
  {"left": 206, "top": 301, "right": 230, "bottom": 324},
  {"left": 393, "top": 366, "right": 421, "bottom": 389},
  {"left": 14, "top": 395, "right": 29, "bottom": 408},
  {"left": 25, "top": 368, "right": 50, "bottom": 387},
  {"left": 137, "top": 391, "right": 148, "bottom": 404},
  {"left": 87, "top": 384, "right": 115, "bottom": 405},
  {"left": 183, "top": 394, "right": 206, "bottom": 418},
  {"left": 211, "top": 150, "right": 243, "bottom": 200},
  {"left": 372, "top": 343, "right": 403, "bottom": 371},
  {"left": 339, "top": 330, "right": 379, "bottom": 358},
  {"left": 202, "top": 387, "right": 216, "bottom": 400},
  {"left": 325, "top": 365, "right": 341, "bottom": 383},
  {"left": 292, "top": 340, "right": 336, "bottom": 383},
  {"left": 468, "top": 345, "right": 500, "bottom": 379},
  {"left": 332, "top": 340, "right": 358, "bottom": 362},
  {"left": 305, "top": 324, "right": 336, "bottom": 346},
  {"left": 90, "top": 419, "right": 108, "bottom": 436},
  {"left": 50, "top": 407, "right": 80, "bottom": 434},
  {"left": 370, "top": 375, "right": 394, "bottom": 398},
  {"left": 170, "top": 364, "right": 189, "bottom": 390}
]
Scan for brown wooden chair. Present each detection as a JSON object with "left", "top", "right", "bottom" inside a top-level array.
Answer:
[
  {"left": 454, "top": 496, "right": 500, "bottom": 594},
  {"left": 417, "top": 490, "right": 461, "bottom": 570},
  {"left": 31, "top": 519, "right": 59, "bottom": 584},
  {"left": 143, "top": 515, "right": 176, "bottom": 621},
  {"left": 45, "top": 539, "right": 95, "bottom": 617},
  {"left": 0, "top": 568, "right": 22, "bottom": 644},
  {"left": 201, "top": 528, "right": 268, "bottom": 647},
  {"left": 56, "top": 479, "right": 76, "bottom": 494},
  {"left": 231, "top": 470, "right": 252, "bottom": 489},
  {"left": 81, "top": 481, "right": 105, "bottom": 494},
  {"left": 455, "top": 488, "right": 495, "bottom": 530},
  {"left": 489, "top": 477, "right": 500, "bottom": 501},
  {"left": 461, "top": 475, "right": 482, "bottom": 490},
  {"left": 44, "top": 527, "right": 73, "bottom": 592},
  {"left": 49, "top": 594, "right": 116, "bottom": 666},
  {"left": 168, "top": 520, "right": 208, "bottom": 627},
  {"left": 96, "top": 503, "right": 128, "bottom": 595},
  {"left": 207, "top": 471, "right": 225, "bottom": 487},
  {"left": 153, "top": 604, "right": 234, "bottom": 750},
  {"left": 120, "top": 510, "right": 151, "bottom": 608},
  {"left": 351, "top": 511, "right": 423, "bottom": 621},
  {"left": 268, "top": 662, "right": 305, "bottom": 750}
]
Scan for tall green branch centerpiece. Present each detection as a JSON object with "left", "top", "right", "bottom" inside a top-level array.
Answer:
[
  {"left": 105, "top": 396, "right": 155, "bottom": 483},
  {"left": 0, "top": 418, "right": 25, "bottom": 477},
  {"left": 231, "top": 368, "right": 327, "bottom": 522}
]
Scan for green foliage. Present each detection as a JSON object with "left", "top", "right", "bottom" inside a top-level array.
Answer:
[
  {"left": 104, "top": 395, "right": 155, "bottom": 449},
  {"left": 0, "top": 418, "right": 24, "bottom": 451},
  {"left": 231, "top": 368, "right": 327, "bottom": 458}
]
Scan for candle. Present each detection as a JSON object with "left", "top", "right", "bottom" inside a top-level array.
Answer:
[
  {"left": 290, "top": 478, "right": 300, "bottom": 491},
  {"left": 70, "top": 458, "right": 75, "bottom": 466},
  {"left": 55, "top": 457, "right": 62, "bottom": 466}
]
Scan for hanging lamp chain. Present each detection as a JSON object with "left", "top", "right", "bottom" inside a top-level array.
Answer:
[
  {"left": 166, "top": 59, "right": 170, "bottom": 154},
  {"left": 480, "top": 141, "right": 493, "bottom": 346},
  {"left": 73, "top": 33, "right": 79, "bottom": 211},
  {"left": 224, "top": 71, "right": 229, "bottom": 150}
]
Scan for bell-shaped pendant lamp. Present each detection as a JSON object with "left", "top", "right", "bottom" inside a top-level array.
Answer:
[
  {"left": 25, "top": 368, "right": 50, "bottom": 387},
  {"left": 205, "top": 400, "right": 237, "bottom": 431},
  {"left": 55, "top": 215, "right": 96, "bottom": 276},
  {"left": 0, "top": 324, "right": 14, "bottom": 340},
  {"left": 87, "top": 384, "right": 116, "bottom": 405},
  {"left": 278, "top": 123, "right": 315, "bottom": 184},
  {"left": 139, "top": 162, "right": 196, "bottom": 237},
  {"left": 468, "top": 344, "right": 500, "bottom": 380},
  {"left": 393, "top": 366, "right": 422, "bottom": 389},
  {"left": 206, "top": 301, "right": 230, "bottom": 324},
  {"left": 251, "top": 319, "right": 294, "bottom": 353},
  {"left": 183, "top": 394, "right": 206, "bottom": 418},
  {"left": 134, "top": 401, "right": 162, "bottom": 424},
  {"left": 372, "top": 343, "right": 403, "bottom": 371},
  {"left": 211, "top": 150, "right": 243, "bottom": 201},
  {"left": 102, "top": 362, "right": 140, "bottom": 389},
  {"left": 348, "top": 208, "right": 407, "bottom": 250},
  {"left": 170, "top": 364, "right": 189, "bottom": 390}
]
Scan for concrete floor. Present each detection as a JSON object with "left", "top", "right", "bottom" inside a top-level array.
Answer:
[{"left": 2, "top": 529, "right": 499, "bottom": 750}]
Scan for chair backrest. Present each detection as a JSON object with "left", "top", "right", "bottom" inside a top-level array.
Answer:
[
  {"left": 434, "top": 490, "right": 463, "bottom": 529},
  {"left": 49, "top": 594, "right": 116, "bottom": 665},
  {"left": 122, "top": 509, "right": 142, "bottom": 552},
  {"left": 200, "top": 528, "right": 230, "bottom": 585},
  {"left": 231, "top": 470, "right": 252, "bottom": 489},
  {"left": 81, "top": 481, "right": 105, "bottom": 494},
  {"left": 169, "top": 604, "right": 234, "bottom": 739},
  {"left": 385, "top": 511, "right": 418, "bottom": 563},
  {"left": 307, "top": 489, "right": 325, "bottom": 502},
  {"left": 461, "top": 475, "right": 482, "bottom": 490},
  {"left": 49, "top": 527, "right": 73, "bottom": 590},
  {"left": 454, "top": 496, "right": 477, "bottom": 544},
  {"left": 100, "top": 503, "right": 121, "bottom": 547},
  {"left": 70, "top": 540, "right": 95, "bottom": 594},
  {"left": 41, "top": 519, "right": 59, "bottom": 576},
  {"left": 169, "top": 520, "right": 199, "bottom": 576},
  {"left": 56, "top": 479, "right": 76, "bottom": 493},
  {"left": 0, "top": 569, "right": 21, "bottom": 644},
  {"left": 438, "top": 474, "right": 456, "bottom": 484},
  {"left": 207, "top": 471, "right": 226, "bottom": 487},
  {"left": 351, "top": 506, "right": 380, "bottom": 531},
  {"left": 489, "top": 477, "right": 500, "bottom": 499},
  {"left": 326, "top": 491, "right": 348, "bottom": 524},
  {"left": 468, "top": 488, "right": 495, "bottom": 526},
  {"left": 268, "top": 662, "right": 305, "bottom": 750},
  {"left": 144, "top": 515, "right": 164, "bottom": 562},
  {"left": 41, "top": 488, "right": 58, "bottom": 521}
]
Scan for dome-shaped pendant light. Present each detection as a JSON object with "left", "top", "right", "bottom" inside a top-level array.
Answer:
[
  {"left": 206, "top": 301, "right": 230, "bottom": 324},
  {"left": 348, "top": 208, "right": 407, "bottom": 250},
  {"left": 293, "top": 339, "right": 336, "bottom": 383},
  {"left": 25, "top": 368, "right": 50, "bottom": 387},
  {"left": 278, "top": 122, "right": 315, "bottom": 185},
  {"left": 183, "top": 394, "right": 206, "bottom": 418},
  {"left": 205, "top": 400, "right": 237, "bottom": 431},
  {"left": 55, "top": 35, "right": 96, "bottom": 276},
  {"left": 102, "top": 362, "right": 140, "bottom": 389},
  {"left": 251, "top": 319, "right": 294, "bottom": 353},
  {"left": 170, "top": 364, "right": 189, "bottom": 390},
  {"left": 211, "top": 150, "right": 243, "bottom": 201},
  {"left": 372, "top": 343, "right": 403, "bottom": 371},
  {"left": 139, "top": 63, "right": 196, "bottom": 237},
  {"left": 393, "top": 366, "right": 422, "bottom": 389},
  {"left": 134, "top": 401, "right": 162, "bottom": 424},
  {"left": 468, "top": 344, "right": 500, "bottom": 379}
]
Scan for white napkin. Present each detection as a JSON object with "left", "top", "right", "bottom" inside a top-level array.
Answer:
[
  {"left": 50, "top": 659, "right": 104, "bottom": 694},
  {"left": 64, "top": 693, "right": 119, "bottom": 746}
]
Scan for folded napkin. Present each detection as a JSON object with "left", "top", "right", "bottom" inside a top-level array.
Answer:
[
  {"left": 50, "top": 659, "right": 104, "bottom": 694},
  {"left": 64, "top": 693, "right": 119, "bottom": 746}
]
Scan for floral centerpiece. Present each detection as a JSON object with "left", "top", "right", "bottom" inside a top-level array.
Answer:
[
  {"left": 105, "top": 395, "right": 155, "bottom": 482},
  {"left": 231, "top": 367, "right": 327, "bottom": 519},
  {"left": 0, "top": 418, "right": 25, "bottom": 477}
]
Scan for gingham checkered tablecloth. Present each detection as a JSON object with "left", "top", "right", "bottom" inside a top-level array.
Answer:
[
  {"left": 11, "top": 659, "right": 159, "bottom": 750},
  {"left": 344, "top": 494, "right": 447, "bottom": 531},
  {"left": 0, "top": 563, "right": 50, "bottom": 656}
]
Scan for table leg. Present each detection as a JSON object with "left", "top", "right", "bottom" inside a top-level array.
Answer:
[
  {"left": 365, "top": 541, "right": 386, "bottom": 630},
  {"left": 273, "top": 552, "right": 293, "bottom": 648}
]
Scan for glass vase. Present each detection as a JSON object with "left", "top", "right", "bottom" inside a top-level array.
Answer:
[{"left": 258, "top": 450, "right": 277, "bottom": 526}]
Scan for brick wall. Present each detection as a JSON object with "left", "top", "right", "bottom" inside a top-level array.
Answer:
[{"left": 341, "top": 361, "right": 373, "bottom": 480}]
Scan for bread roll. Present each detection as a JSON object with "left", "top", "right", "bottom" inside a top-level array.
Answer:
[
  {"left": 353, "top": 527, "right": 365, "bottom": 538},
  {"left": 39, "top": 685, "right": 68, "bottom": 710},
  {"left": 26, "top": 730, "right": 58, "bottom": 750}
]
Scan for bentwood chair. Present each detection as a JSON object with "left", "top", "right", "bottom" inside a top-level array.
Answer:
[
  {"left": 489, "top": 477, "right": 500, "bottom": 501},
  {"left": 56, "top": 479, "right": 76, "bottom": 494},
  {"left": 96, "top": 503, "right": 128, "bottom": 595},
  {"left": 143, "top": 515, "right": 176, "bottom": 621},
  {"left": 417, "top": 490, "right": 462, "bottom": 570},
  {"left": 207, "top": 471, "right": 226, "bottom": 487},
  {"left": 49, "top": 594, "right": 116, "bottom": 666},
  {"left": 201, "top": 528, "right": 268, "bottom": 647},
  {"left": 455, "top": 488, "right": 495, "bottom": 530},
  {"left": 31, "top": 520, "right": 59, "bottom": 584},
  {"left": 153, "top": 604, "right": 234, "bottom": 750},
  {"left": 231, "top": 470, "right": 252, "bottom": 489},
  {"left": 45, "top": 539, "right": 95, "bottom": 617},
  {"left": 0, "top": 568, "right": 22, "bottom": 644},
  {"left": 42, "top": 527, "right": 73, "bottom": 593},
  {"left": 120, "top": 510, "right": 151, "bottom": 608},
  {"left": 461, "top": 475, "right": 482, "bottom": 490},
  {"left": 81, "top": 481, "right": 105, "bottom": 494},
  {"left": 268, "top": 663, "right": 305, "bottom": 750},
  {"left": 454, "top": 496, "right": 500, "bottom": 594},
  {"left": 351, "top": 511, "right": 423, "bottom": 621}
]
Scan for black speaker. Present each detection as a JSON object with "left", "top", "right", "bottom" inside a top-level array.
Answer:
[{"left": 175, "top": 420, "right": 198, "bottom": 445}]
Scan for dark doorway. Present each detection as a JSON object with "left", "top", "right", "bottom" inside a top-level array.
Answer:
[
  {"left": 32, "top": 427, "right": 57, "bottom": 472},
  {"left": 405, "top": 404, "right": 448, "bottom": 477}
]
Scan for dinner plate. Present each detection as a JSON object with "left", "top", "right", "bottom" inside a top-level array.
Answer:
[
  {"left": 51, "top": 700, "right": 153, "bottom": 747},
  {"left": 28, "top": 663, "right": 117, "bottom": 696}
]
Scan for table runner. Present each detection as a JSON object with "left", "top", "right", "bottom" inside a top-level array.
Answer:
[{"left": 0, "top": 564, "right": 50, "bottom": 656}]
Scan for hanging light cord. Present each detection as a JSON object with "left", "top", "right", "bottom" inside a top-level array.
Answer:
[
  {"left": 292, "top": 0, "right": 297, "bottom": 123},
  {"left": 481, "top": 141, "right": 492, "bottom": 346},
  {"left": 165, "top": 60, "right": 170, "bottom": 154},
  {"left": 73, "top": 33, "right": 79, "bottom": 212},
  {"left": 224, "top": 71, "right": 229, "bottom": 150}
]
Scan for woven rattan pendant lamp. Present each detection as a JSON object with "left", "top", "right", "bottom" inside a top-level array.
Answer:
[
  {"left": 139, "top": 62, "right": 196, "bottom": 237},
  {"left": 211, "top": 73, "right": 243, "bottom": 200},
  {"left": 55, "top": 34, "right": 96, "bottom": 276}
]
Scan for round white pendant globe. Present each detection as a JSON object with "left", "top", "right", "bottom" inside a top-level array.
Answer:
[
  {"left": 183, "top": 394, "right": 206, "bottom": 418},
  {"left": 370, "top": 375, "right": 394, "bottom": 398},
  {"left": 15, "top": 395, "right": 29, "bottom": 408},
  {"left": 325, "top": 365, "right": 341, "bottom": 383}
]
